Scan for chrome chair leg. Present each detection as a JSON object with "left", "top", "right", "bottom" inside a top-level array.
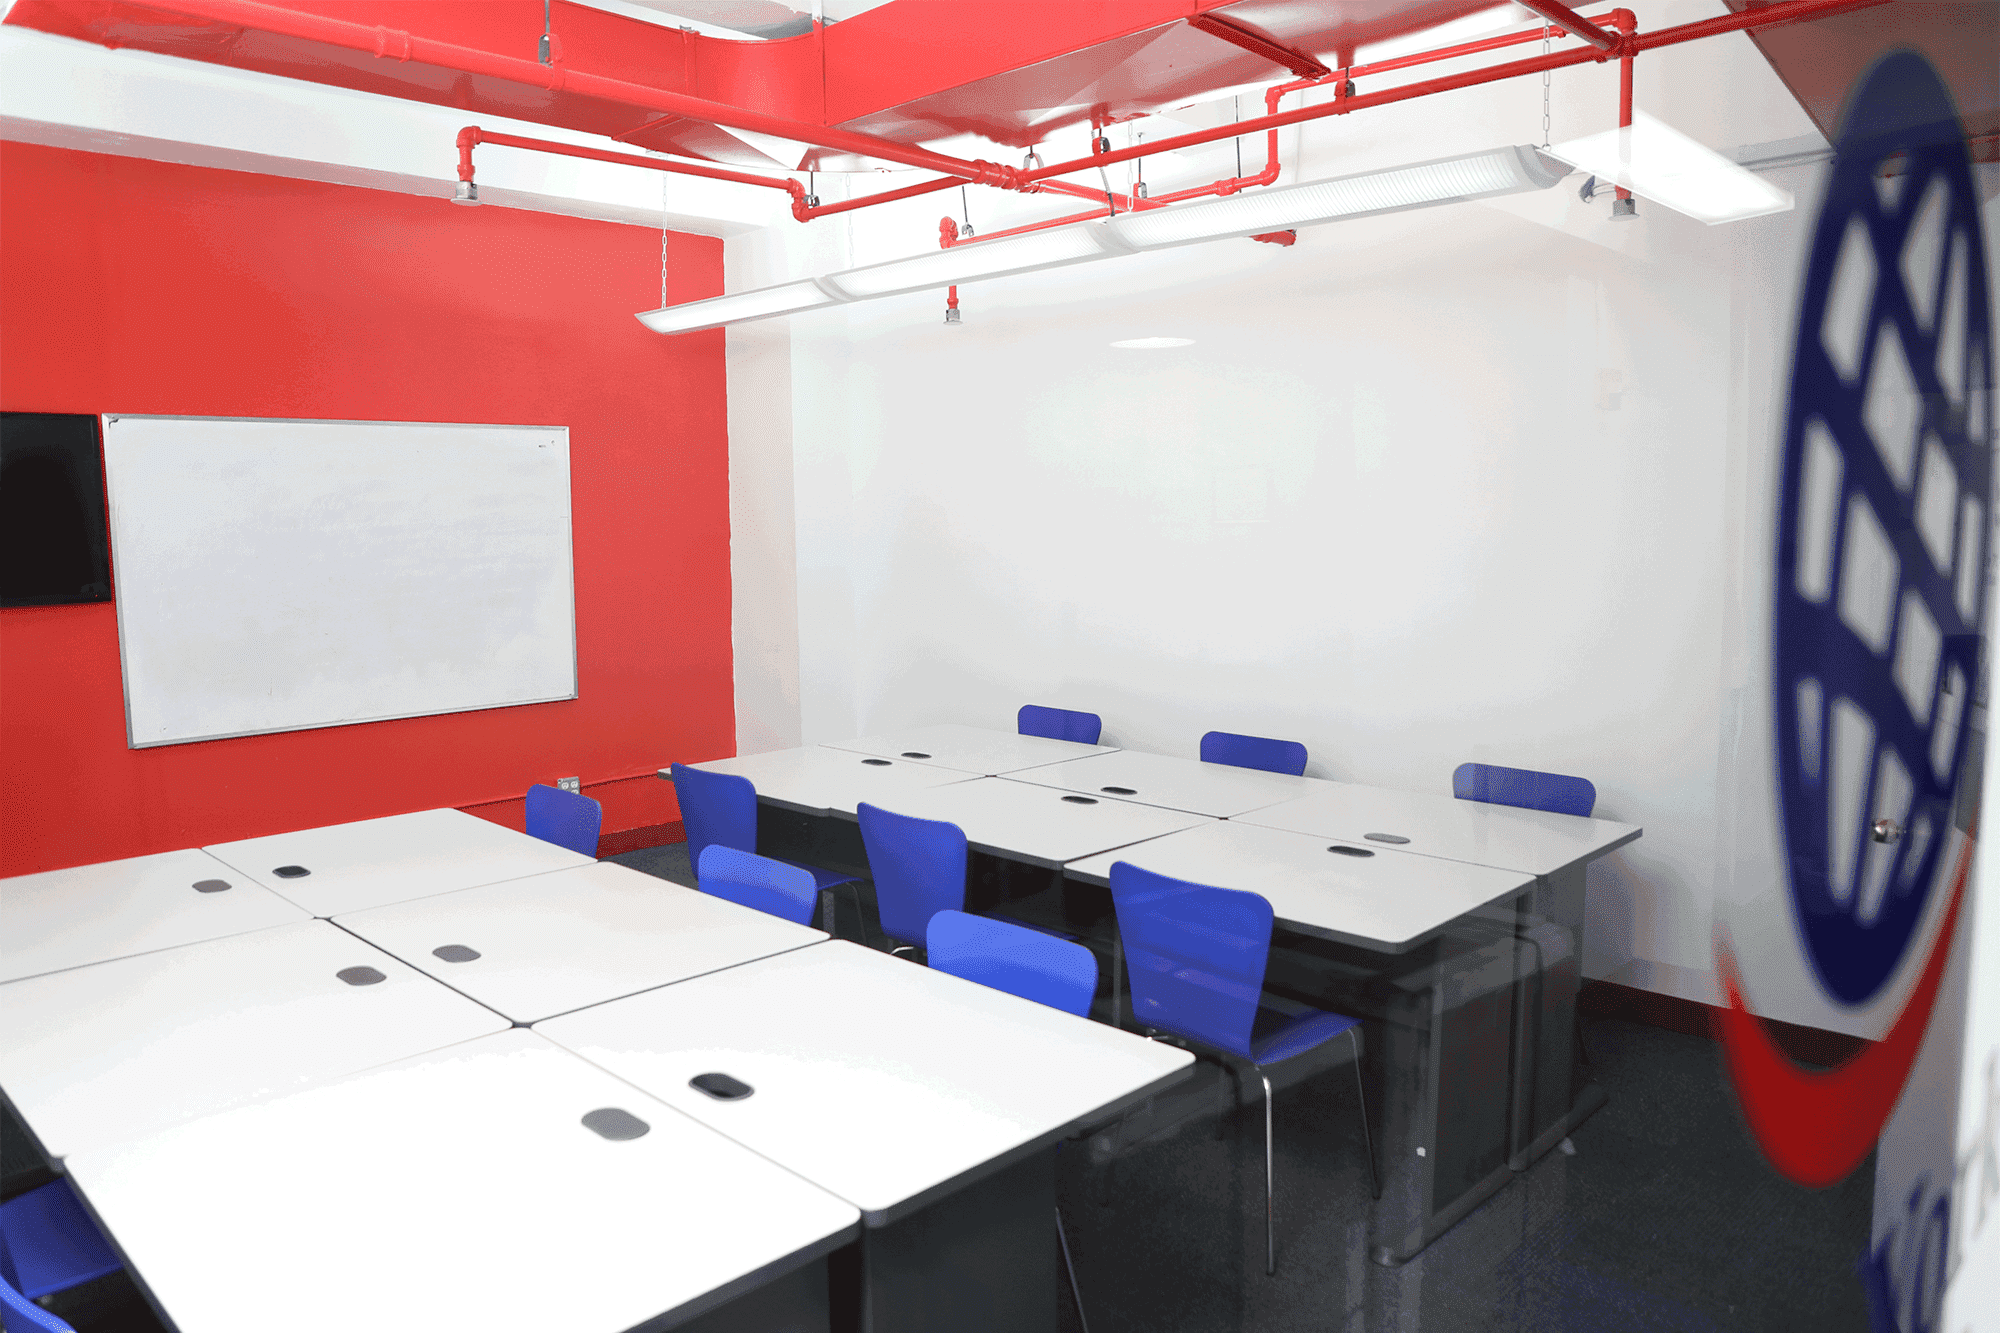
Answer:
[
  {"left": 1350, "top": 1027, "right": 1379, "bottom": 1200},
  {"left": 1261, "top": 1072, "right": 1276, "bottom": 1276},
  {"left": 1055, "top": 1205, "right": 1090, "bottom": 1333}
]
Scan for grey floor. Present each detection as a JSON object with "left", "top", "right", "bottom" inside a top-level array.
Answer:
[{"left": 2, "top": 844, "right": 1875, "bottom": 1333}]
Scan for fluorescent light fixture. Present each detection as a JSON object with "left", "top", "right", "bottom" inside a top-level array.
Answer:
[
  {"left": 821, "top": 223, "right": 1133, "bottom": 300},
  {"left": 1546, "top": 112, "right": 1794, "bottom": 224},
  {"left": 635, "top": 145, "right": 1569, "bottom": 335},
  {"left": 1111, "top": 337, "right": 1195, "bottom": 349},
  {"left": 1109, "top": 145, "right": 1567, "bottom": 250},
  {"left": 633, "top": 279, "right": 840, "bottom": 334}
]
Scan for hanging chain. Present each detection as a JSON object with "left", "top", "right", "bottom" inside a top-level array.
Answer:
[
  {"left": 661, "top": 168, "right": 670, "bottom": 309},
  {"left": 1541, "top": 24, "right": 1552, "bottom": 147}
]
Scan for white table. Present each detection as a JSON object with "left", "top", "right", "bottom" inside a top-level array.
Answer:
[
  {"left": 1007, "top": 749, "right": 1335, "bottom": 819},
  {"left": 0, "top": 920, "right": 508, "bottom": 1159},
  {"left": 0, "top": 848, "right": 308, "bottom": 984},
  {"left": 204, "top": 807, "right": 596, "bottom": 917},
  {"left": 665, "top": 744, "right": 981, "bottom": 818},
  {"left": 857, "top": 777, "right": 1211, "bottom": 869},
  {"left": 1235, "top": 782, "right": 1641, "bottom": 878},
  {"left": 537, "top": 941, "right": 1191, "bottom": 1222},
  {"left": 334, "top": 861, "right": 826, "bottom": 1024},
  {"left": 820, "top": 723, "right": 1115, "bottom": 775},
  {"left": 538, "top": 941, "right": 1192, "bottom": 1333},
  {"left": 63, "top": 1029, "right": 861, "bottom": 1333},
  {"left": 1065, "top": 820, "right": 1534, "bottom": 953}
]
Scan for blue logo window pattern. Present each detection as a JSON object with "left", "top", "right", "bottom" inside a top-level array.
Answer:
[{"left": 1774, "top": 52, "right": 1993, "bottom": 1007}]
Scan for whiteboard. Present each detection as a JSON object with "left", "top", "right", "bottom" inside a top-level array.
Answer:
[{"left": 102, "top": 416, "right": 575, "bottom": 748}]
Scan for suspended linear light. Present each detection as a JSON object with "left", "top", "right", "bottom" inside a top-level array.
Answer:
[
  {"left": 633, "top": 278, "right": 842, "bottom": 334},
  {"left": 1109, "top": 145, "right": 1568, "bottom": 250},
  {"left": 1545, "top": 112, "right": 1793, "bottom": 225},
  {"left": 821, "top": 223, "right": 1135, "bottom": 301},
  {"left": 635, "top": 145, "right": 1569, "bottom": 335}
]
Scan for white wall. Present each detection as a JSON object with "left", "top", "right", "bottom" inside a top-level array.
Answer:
[{"left": 722, "top": 2, "right": 1985, "bottom": 1031}]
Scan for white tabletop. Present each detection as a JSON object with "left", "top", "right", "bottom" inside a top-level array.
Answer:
[
  {"left": 536, "top": 941, "right": 1193, "bottom": 1224},
  {"left": 666, "top": 744, "right": 981, "bottom": 818},
  {"left": 1006, "top": 749, "right": 1336, "bottom": 819},
  {"left": 203, "top": 807, "right": 597, "bottom": 917},
  {"left": 1064, "top": 820, "right": 1535, "bottom": 952},
  {"left": 334, "top": 861, "right": 826, "bottom": 1023},
  {"left": 856, "top": 777, "right": 1212, "bottom": 868},
  {"left": 64, "top": 1029, "right": 860, "bottom": 1333},
  {"left": 1236, "top": 782, "right": 1642, "bottom": 878},
  {"left": 0, "top": 920, "right": 508, "bottom": 1159},
  {"left": 0, "top": 848, "right": 309, "bottom": 984},
  {"left": 820, "top": 723, "right": 1116, "bottom": 775}
]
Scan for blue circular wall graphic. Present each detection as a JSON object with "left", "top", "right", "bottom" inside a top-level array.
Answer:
[{"left": 1774, "top": 51, "right": 1993, "bottom": 1006}]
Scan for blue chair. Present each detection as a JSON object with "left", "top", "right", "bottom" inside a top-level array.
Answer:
[
  {"left": 1452, "top": 762, "right": 1596, "bottom": 818},
  {"left": 856, "top": 802, "right": 968, "bottom": 954},
  {"left": 1200, "top": 730, "right": 1308, "bottom": 777},
  {"left": 697, "top": 845, "right": 817, "bottom": 926},
  {"left": 1018, "top": 705, "right": 1102, "bottom": 745},
  {"left": 670, "top": 763, "right": 861, "bottom": 933},
  {"left": 923, "top": 909, "right": 1098, "bottom": 1325},
  {"left": 1109, "top": 862, "right": 1375, "bottom": 1276},
  {"left": 525, "top": 783, "right": 602, "bottom": 857},
  {"left": 926, "top": 910, "right": 1097, "bottom": 1016},
  {"left": 0, "top": 1178, "right": 122, "bottom": 1332},
  {"left": 0, "top": 1278, "right": 72, "bottom": 1333}
]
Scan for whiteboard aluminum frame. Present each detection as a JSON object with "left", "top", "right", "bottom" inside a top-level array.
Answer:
[{"left": 101, "top": 415, "right": 578, "bottom": 749}]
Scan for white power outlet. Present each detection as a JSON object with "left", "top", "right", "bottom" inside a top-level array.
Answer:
[{"left": 556, "top": 776, "right": 581, "bottom": 794}]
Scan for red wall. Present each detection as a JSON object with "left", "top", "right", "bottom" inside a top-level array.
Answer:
[{"left": 0, "top": 143, "right": 731, "bottom": 876}]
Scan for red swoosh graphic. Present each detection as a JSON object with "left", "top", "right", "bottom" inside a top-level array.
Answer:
[{"left": 1715, "top": 833, "right": 1973, "bottom": 1188}]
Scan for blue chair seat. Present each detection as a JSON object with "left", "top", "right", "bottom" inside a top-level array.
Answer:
[
  {"left": 1250, "top": 1007, "right": 1362, "bottom": 1066},
  {"left": 786, "top": 858, "right": 860, "bottom": 892}
]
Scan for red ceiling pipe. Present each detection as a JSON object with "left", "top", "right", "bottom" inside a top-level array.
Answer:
[
  {"left": 1011, "top": 0, "right": 1884, "bottom": 189},
  {"left": 457, "top": 126, "right": 806, "bottom": 203},
  {"left": 1336, "top": 10, "right": 1612, "bottom": 80},
  {"left": 1614, "top": 8, "right": 1636, "bottom": 204},
  {"left": 126, "top": 0, "right": 1029, "bottom": 190},
  {"left": 1514, "top": 0, "right": 1619, "bottom": 52}
]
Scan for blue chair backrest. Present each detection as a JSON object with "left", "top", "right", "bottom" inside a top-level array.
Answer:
[
  {"left": 696, "top": 845, "right": 817, "bottom": 925},
  {"left": 670, "top": 763, "right": 760, "bottom": 867},
  {"left": 0, "top": 1276, "right": 74, "bottom": 1333},
  {"left": 1109, "top": 862, "right": 1271, "bottom": 1059},
  {"left": 1452, "top": 762, "right": 1596, "bottom": 818},
  {"left": 524, "top": 783, "right": 602, "bottom": 858},
  {"left": 1200, "top": 730, "right": 1308, "bottom": 777},
  {"left": 926, "top": 910, "right": 1097, "bottom": 1016},
  {"left": 856, "top": 802, "right": 968, "bottom": 947},
  {"left": 1018, "top": 705, "right": 1102, "bottom": 745},
  {"left": 0, "top": 1179, "right": 120, "bottom": 1310}
]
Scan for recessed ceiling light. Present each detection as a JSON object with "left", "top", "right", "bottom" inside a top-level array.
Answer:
[{"left": 1110, "top": 337, "right": 1195, "bottom": 349}]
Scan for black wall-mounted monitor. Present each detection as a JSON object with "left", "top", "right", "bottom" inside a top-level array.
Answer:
[{"left": 1, "top": 412, "right": 113, "bottom": 608}]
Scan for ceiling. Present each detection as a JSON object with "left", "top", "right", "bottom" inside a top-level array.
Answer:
[{"left": 3, "top": 0, "right": 1992, "bottom": 181}]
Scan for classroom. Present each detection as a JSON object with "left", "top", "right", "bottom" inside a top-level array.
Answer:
[{"left": 0, "top": 2, "right": 1994, "bottom": 1331}]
